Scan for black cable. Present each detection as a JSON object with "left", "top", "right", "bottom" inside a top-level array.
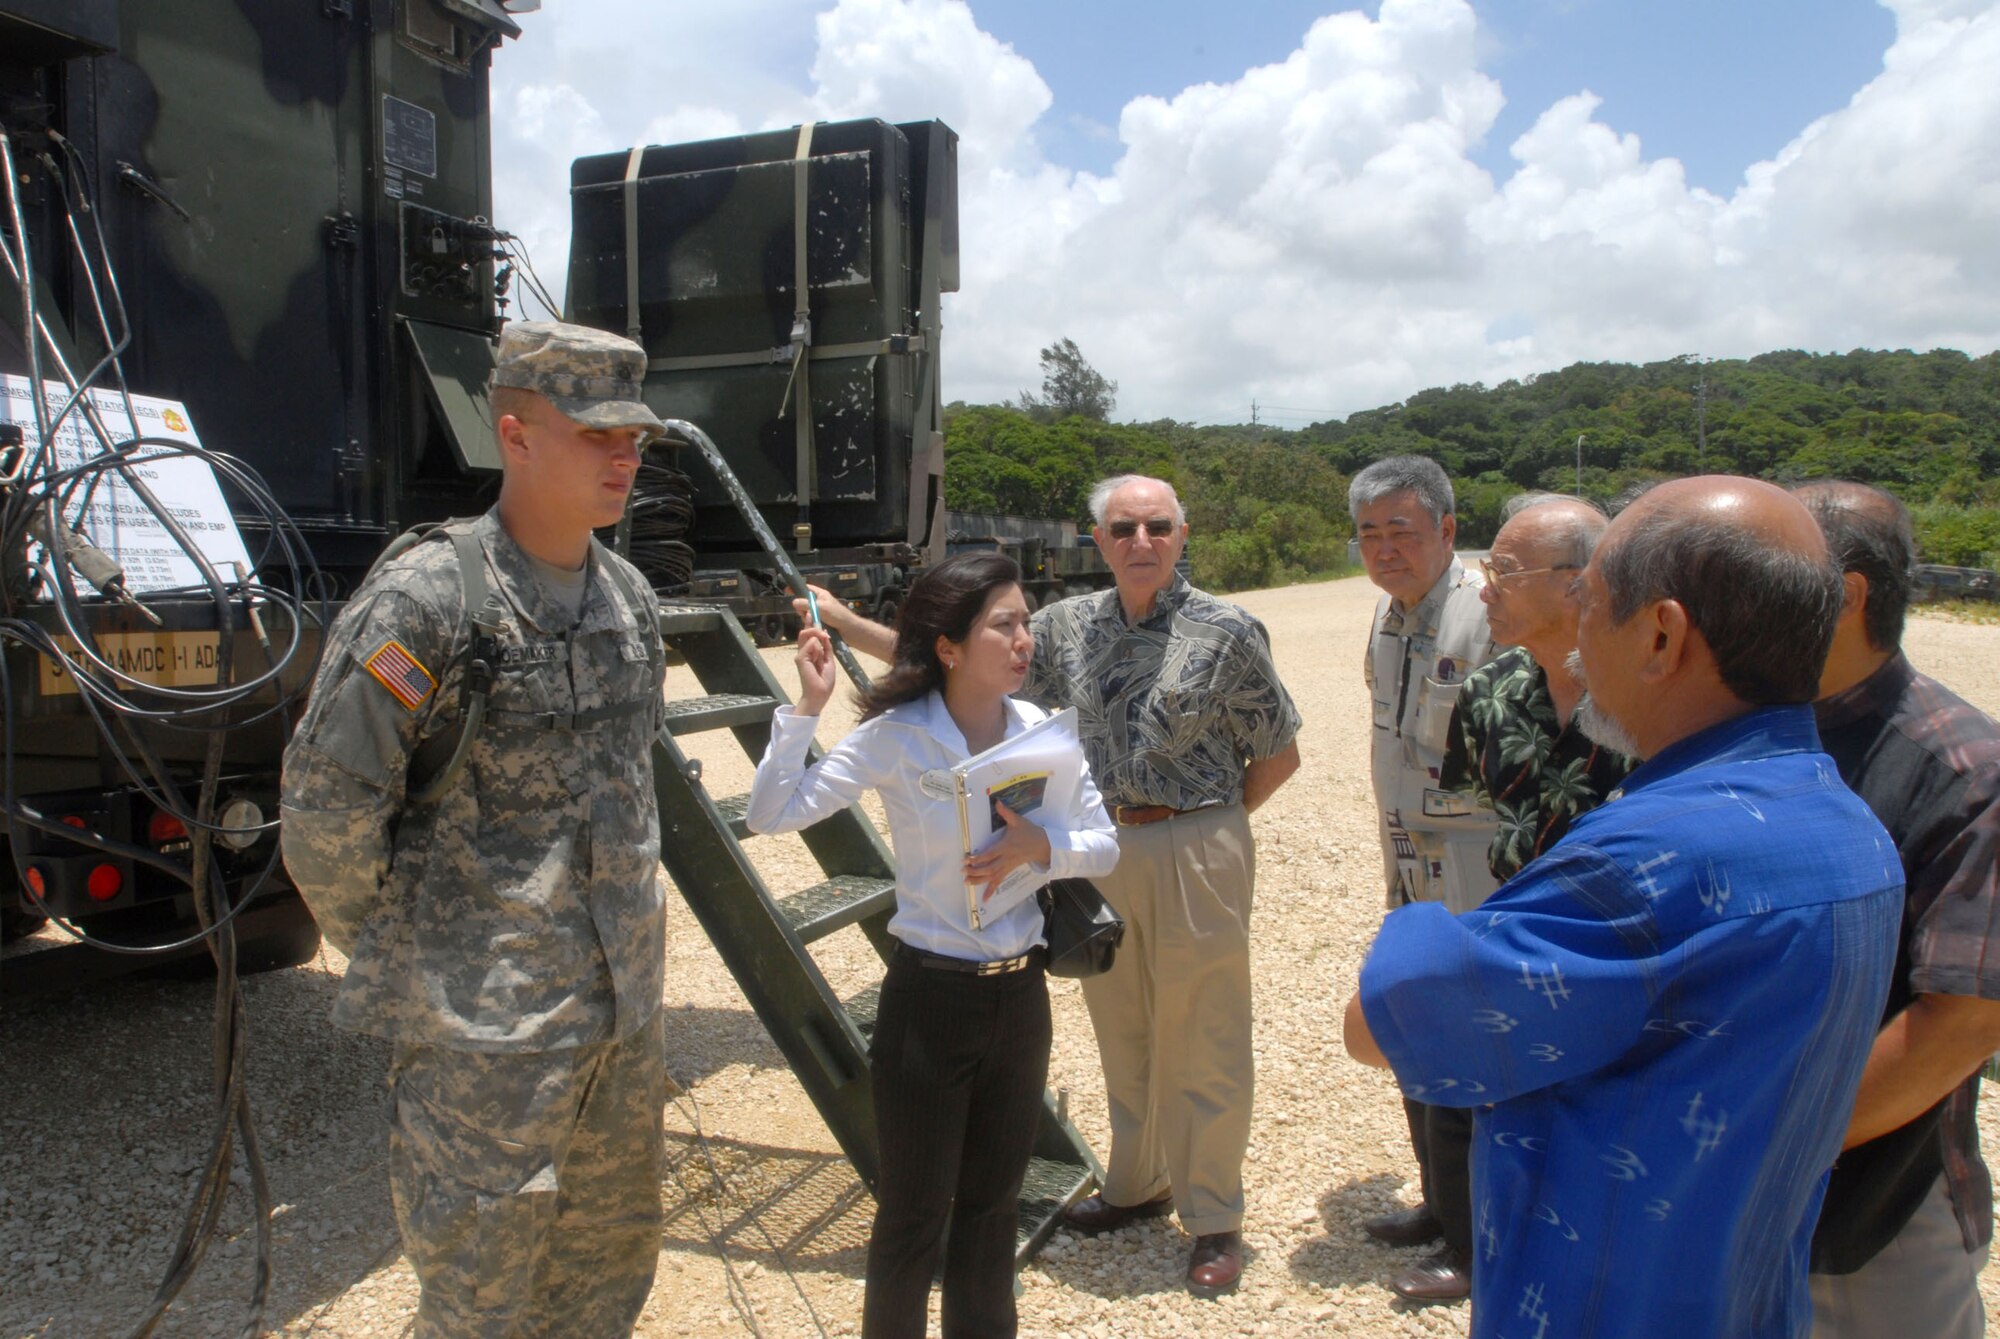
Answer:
[
  {"left": 3, "top": 118, "right": 299, "bottom": 1339},
  {"left": 627, "top": 459, "right": 698, "bottom": 588},
  {"left": 494, "top": 230, "right": 561, "bottom": 320}
]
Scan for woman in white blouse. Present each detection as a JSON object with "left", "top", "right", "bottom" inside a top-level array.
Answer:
[{"left": 747, "top": 551, "right": 1118, "bottom": 1339}]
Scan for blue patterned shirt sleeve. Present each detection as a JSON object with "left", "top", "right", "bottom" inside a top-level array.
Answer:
[{"left": 1359, "top": 844, "right": 1661, "bottom": 1106}]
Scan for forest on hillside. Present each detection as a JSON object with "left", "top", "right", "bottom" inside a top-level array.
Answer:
[{"left": 943, "top": 346, "right": 2000, "bottom": 593}]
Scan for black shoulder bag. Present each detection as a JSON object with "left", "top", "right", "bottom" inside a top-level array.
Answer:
[{"left": 1040, "top": 878, "right": 1125, "bottom": 979}]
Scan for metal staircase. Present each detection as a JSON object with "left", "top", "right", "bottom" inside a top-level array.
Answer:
[{"left": 643, "top": 421, "right": 1100, "bottom": 1264}]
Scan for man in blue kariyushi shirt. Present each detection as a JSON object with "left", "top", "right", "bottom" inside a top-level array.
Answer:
[{"left": 1344, "top": 477, "right": 1901, "bottom": 1339}]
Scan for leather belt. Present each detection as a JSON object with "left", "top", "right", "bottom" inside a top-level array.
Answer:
[
  {"left": 1113, "top": 803, "right": 1200, "bottom": 826},
  {"left": 895, "top": 944, "right": 1045, "bottom": 976}
]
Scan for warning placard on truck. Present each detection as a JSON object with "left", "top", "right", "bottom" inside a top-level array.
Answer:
[
  {"left": 38, "top": 630, "right": 225, "bottom": 696},
  {"left": 0, "top": 377, "right": 255, "bottom": 593}
]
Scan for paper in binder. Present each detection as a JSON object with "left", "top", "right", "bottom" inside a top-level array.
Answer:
[{"left": 951, "top": 707, "right": 1084, "bottom": 929}]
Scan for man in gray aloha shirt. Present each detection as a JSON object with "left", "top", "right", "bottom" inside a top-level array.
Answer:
[
  {"left": 280, "top": 322, "right": 670, "bottom": 1338},
  {"left": 1030, "top": 475, "right": 1300, "bottom": 1298}
]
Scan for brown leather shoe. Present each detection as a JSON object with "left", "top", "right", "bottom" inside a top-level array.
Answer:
[
  {"left": 1390, "top": 1245, "right": 1471, "bottom": 1303},
  {"left": 1187, "top": 1231, "right": 1244, "bottom": 1298},
  {"left": 1061, "top": 1190, "right": 1174, "bottom": 1235},
  {"left": 1361, "top": 1203, "right": 1443, "bottom": 1248}
]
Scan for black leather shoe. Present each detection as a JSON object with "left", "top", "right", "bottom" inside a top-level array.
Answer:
[
  {"left": 1061, "top": 1190, "right": 1174, "bottom": 1235},
  {"left": 1391, "top": 1245, "right": 1471, "bottom": 1303},
  {"left": 1361, "top": 1204, "right": 1443, "bottom": 1248},
  {"left": 1187, "top": 1231, "right": 1243, "bottom": 1298}
]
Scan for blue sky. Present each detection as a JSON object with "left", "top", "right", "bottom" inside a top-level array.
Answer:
[
  {"left": 972, "top": 0, "right": 1896, "bottom": 194},
  {"left": 492, "top": 0, "right": 1999, "bottom": 424}
]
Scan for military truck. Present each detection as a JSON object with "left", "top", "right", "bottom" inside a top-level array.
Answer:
[
  {"left": 0, "top": 1, "right": 978, "bottom": 974},
  {"left": 0, "top": 0, "right": 545, "bottom": 975},
  {"left": 1912, "top": 562, "right": 2000, "bottom": 604},
  {"left": 3, "top": 10, "right": 1113, "bottom": 1317}
]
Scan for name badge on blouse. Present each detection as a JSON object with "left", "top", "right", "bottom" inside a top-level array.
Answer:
[
  {"left": 499, "top": 641, "right": 564, "bottom": 667},
  {"left": 918, "top": 769, "right": 958, "bottom": 802}
]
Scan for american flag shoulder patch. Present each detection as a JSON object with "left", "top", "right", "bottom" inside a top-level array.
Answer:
[{"left": 363, "top": 638, "right": 437, "bottom": 712}]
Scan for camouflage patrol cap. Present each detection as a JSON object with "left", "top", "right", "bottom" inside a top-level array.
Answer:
[{"left": 491, "top": 320, "right": 666, "bottom": 441}]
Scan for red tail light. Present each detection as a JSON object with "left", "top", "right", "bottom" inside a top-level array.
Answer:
[
  {"left": 86, "top": 864, "right": 122, "bottom": 902},
  {"left": 148, "top": 811, "right": 188, "bottom": 845}
]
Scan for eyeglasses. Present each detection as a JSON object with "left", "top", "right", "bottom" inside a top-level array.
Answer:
[
  {"left": 1107, "top": 518, "right": 1178, "bottom": 540},
  {"left": 1479, "top": 559, "right": 1579, "bottom": 585}
]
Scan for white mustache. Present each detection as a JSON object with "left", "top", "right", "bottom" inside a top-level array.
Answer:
[{"left": 1566, "top": 650, "right": 1642, "bottom": 759}]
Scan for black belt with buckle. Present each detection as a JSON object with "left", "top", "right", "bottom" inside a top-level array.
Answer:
[{"left": 894, "top": 943, "right": 1046, "bottom": 976}]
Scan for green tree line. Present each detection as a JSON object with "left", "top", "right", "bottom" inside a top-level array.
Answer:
[{"left": 944, "top": 346, "right": 2000, "bottom": 592}]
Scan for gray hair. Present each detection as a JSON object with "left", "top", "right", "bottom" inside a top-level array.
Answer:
[
  {"left": 1088, "top": 474, "right": 1185, "bottom": 526},
  {"left": 1793, "top": 481, "right": 1916, "bottom": 653},
  {"left": 1348, "top": 455, "right": 1454, "bottom": 525},
  {"left": 1504, "top": 493, "right": 1609, "bottom": 569},
  {"left": 1600, "top": 504, "right": 1842, "bottom": 706}
]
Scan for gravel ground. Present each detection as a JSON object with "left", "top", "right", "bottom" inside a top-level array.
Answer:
[{"left": 5, "top": 576, "right": 2000, "bottom": 1338}]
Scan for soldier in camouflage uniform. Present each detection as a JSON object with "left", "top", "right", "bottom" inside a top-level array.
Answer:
[{"left": 280, "top": 321, "right": 671, "bottom": 1338}]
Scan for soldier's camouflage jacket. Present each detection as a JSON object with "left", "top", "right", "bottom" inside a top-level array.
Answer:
[{"left": 280, "top": 509, "right": 666, "bottom": 1051}]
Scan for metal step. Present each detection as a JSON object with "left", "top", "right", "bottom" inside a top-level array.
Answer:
[
  {"left": 777, "top": 875, "right": 897, "bottom": 944},
  {"left": 712, "top": 792, "right": 752, "bottom": 840},
  {"left": 842, "top": 981, "right": 882, "bottom": 1039},
  {"left": 1017, "top": 1155, "right": 1094, "bottom": 1263},
  {"left": 661, "top": 692, "right": 778, "bottom": 736},
  {"left": 657, "top": 602, "right": 731, "bottom": 637}
]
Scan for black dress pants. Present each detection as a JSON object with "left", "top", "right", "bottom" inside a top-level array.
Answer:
[
  {"left": 862, "top": 949, "right": 1053, "bottom": 1339},
  {"left": 1403, "top": 1097, "right": 1474, "bottom": 1258}
]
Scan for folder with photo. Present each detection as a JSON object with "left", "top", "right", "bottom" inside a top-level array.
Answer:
[{"left": 952, "top": 707, "right": 1084, "bottom": 929}]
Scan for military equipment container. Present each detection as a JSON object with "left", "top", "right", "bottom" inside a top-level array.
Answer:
[
  {"left": 566, "top": 118, "right": 960, "bottom": 633},
  {"left": 0, "top": 0, "right": 523, "bottom": 969}
]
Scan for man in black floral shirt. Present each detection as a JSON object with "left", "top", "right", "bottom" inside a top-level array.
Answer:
[
  {"left": 1798, "top": 481, "right": 2000, "bottom": 1339},
  {"left": 1441, "top": 494, "right": 1633, "bottom": 882}
]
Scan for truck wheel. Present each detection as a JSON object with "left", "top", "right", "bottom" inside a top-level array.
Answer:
[
  {"left": 133, "top": 893, "right": 323, "bottom": 980},
  {"left": 234, "top": 903, "right": 324, "bottom": 974}
]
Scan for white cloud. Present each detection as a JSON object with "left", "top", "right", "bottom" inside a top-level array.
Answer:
[
  {"left": 492, "top": 0, "right": 2000, "bottom": 423},
  {"left": 809, "top": 0, "right": 1051, "bottom": 175}
]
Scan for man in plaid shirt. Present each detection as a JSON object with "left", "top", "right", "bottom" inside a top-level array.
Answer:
[{"left": 1799, "top": 481, "right": 2000, "bottom": 1339}]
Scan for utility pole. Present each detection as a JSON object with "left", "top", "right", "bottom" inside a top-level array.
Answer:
[
  {"left": 1695, "top": 359, "right": 1709, "bottom": 469},
  {"left": 1575, "top": 432, "right": 1586, "bottom": 496}
]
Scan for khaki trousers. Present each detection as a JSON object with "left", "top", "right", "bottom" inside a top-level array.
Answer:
[
  {"left": 388, "top": 1009, "right": 668, "bottom": 1339},
  {"left": 1811, "top": 1176, "right": 1988, "bottom": 1339},
  {"left": 1082, "top": 804, "right": 1255, "bottom": 1236}
]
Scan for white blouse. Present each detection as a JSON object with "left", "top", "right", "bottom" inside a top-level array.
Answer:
[{"left": 746, "top": 691, "right": 1119, "bottom": 961}]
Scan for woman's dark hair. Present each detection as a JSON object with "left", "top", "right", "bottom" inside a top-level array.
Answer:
[{"left": 859, "top": 551, "right": 1023, "bottom": 721}]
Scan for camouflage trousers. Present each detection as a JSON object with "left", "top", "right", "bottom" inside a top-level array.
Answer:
[{"left": 387, "top": 1009, "right": 667, "bottom": 1338}]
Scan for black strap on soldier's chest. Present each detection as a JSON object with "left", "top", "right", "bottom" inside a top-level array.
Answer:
[
  {"left": 406, "top": 522, "right": 506, "bottom": 805},
  {"left": 405, "top": 530, "right": 664, "bottom": 798}
]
